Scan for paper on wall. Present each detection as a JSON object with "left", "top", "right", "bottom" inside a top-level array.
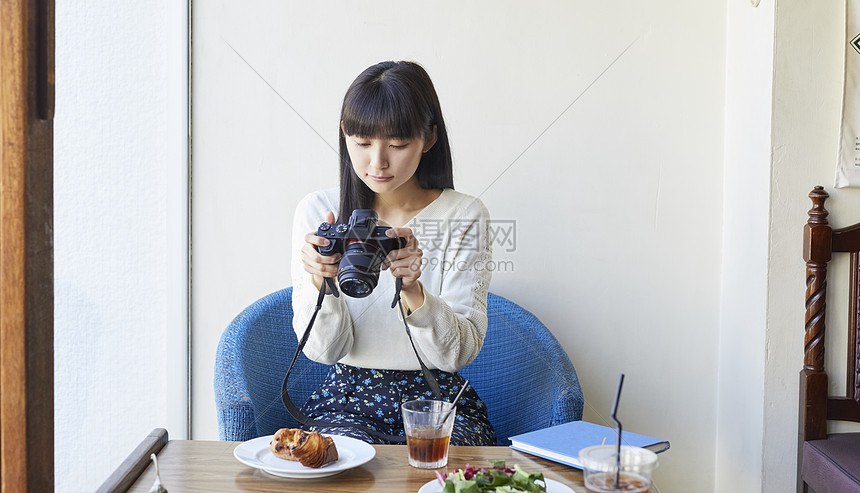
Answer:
[{"left": 836, "top": 1, "right": 860, "bottom": 187}]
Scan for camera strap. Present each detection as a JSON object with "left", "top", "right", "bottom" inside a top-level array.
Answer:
[
  {"left": 281, "top": 277, "right": 443, "bottom": 443},
  {"left": 390, "top": 278, "right": 443, "bottom": 398}
]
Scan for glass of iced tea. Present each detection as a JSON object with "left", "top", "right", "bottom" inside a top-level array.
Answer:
[
  {"left": 401, "top": 399, "right": 456, "bottom": 469},
  {"left": 578, "top": 445, "right": 658, "bottom": 493}
]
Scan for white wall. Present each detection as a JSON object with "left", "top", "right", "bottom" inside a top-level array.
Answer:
[
  {"left": 716, "top": 0, "right": 774, "bottom": 491},
  {"left": 54, "top": 1, "right": 188, "bottom": 491},
  {"left": 193, "top": 2, "right": 726, "bottom": 492},
  {"left": 719, "top": 1, "right": 856, "bottom": 491},
  {"left": 766, "top": 1, "right": 855, "bottom": 492}
]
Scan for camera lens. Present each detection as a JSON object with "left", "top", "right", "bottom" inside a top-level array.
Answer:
[
  {"left": 339, "top": 277, "right": 373, "bottom": 298},
  {"left": 337, "top": 241, "right": 385, "bottom": 298}
]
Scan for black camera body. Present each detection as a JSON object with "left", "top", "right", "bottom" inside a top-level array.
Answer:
[{"left": 316, "top": 209, "right": 406, "bottom": 298}]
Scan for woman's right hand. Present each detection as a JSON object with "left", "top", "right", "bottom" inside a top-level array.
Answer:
[{"left": 302, "top": 211, "right": 341, "bottom": 290}]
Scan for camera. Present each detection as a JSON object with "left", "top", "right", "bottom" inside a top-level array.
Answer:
[{"left": 316, "top": 209, "right": 406, "bottom": 298}]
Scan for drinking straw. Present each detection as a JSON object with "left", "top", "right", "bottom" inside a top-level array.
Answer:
[
  {"left": 610, "top": 374, "right": 625, "bottom": 489},
  {"left": 438, "top": 380, "right": 470, "bottom": 428}
]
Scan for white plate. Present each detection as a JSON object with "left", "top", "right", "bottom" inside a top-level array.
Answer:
[
  {"left": 418, "top": 477, "right": 574, "bottom": 493},
  {"left": 233, "top": 434, "right": 376, "bottom": 479}
]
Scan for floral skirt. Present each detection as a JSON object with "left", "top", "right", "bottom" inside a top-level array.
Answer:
[{"left": 301, "top": 363, "right": 497, "bottom": 445}]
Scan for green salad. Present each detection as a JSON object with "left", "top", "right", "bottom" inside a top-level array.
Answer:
[{"left": 435, "top": 460, "right": 547, "bottom": 493}]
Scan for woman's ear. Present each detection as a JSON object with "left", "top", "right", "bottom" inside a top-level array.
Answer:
[
  {"left": 340, "top": 120, "right": 346, "bottom": 136},
  {"left": 423, "top": 125, "right": 438, "bottom": 153}
]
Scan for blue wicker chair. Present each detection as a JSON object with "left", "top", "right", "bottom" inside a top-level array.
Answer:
[{"left": 215, "top": 287, "right": 584, "bottom": 445}]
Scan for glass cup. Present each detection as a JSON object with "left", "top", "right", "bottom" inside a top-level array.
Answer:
[
  {"left": 578, "top": 445, "right": 658, "bottom": 493},
  {"left": 401, "top": 399, "right": 456, "bottom": 469}
]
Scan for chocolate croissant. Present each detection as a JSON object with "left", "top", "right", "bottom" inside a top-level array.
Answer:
[{"left": 270, "top": 428, "right": 339, "bottom": 468}]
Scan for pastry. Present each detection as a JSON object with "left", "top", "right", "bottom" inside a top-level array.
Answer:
[
  {"left": 270, "top": 428, "right": 339, "bottom": 468},
  {"left": 270, "top": 428, "right": 304, "bottom": 461}
]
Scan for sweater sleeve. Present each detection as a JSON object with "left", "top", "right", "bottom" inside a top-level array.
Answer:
[
  {"left": 290, "top": 191, "right": 354, "bottom": 364},
  {"left": 405, "top": 198, "right": 493, "bottom": 372}
]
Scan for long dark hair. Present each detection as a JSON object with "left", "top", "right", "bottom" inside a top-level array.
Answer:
[{"left": 338, "top": 61, "right": 454, "bottom": 223}]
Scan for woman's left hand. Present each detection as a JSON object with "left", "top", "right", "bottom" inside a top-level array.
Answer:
[{"left": 383, "top": 227, "right": 424, "bottom": 305}]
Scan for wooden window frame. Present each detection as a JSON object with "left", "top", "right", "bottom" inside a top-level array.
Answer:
[{"left": 1, "top": 0, "right": 54, "bottom": 491}]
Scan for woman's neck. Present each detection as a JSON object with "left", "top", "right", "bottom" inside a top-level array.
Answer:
[{"left": 373, "top": 179, "right": 443, "bottom": 227}]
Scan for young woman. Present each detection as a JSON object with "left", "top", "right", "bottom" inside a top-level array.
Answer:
[{"left": 290, "top": 60, "right": 495, "bottom": 445}]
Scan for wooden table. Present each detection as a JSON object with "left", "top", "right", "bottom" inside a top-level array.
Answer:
[{"left": 127, "top": 441, "right": 591, "bottom": 492}]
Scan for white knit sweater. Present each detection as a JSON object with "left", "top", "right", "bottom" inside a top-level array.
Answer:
[{"left": 290, "top": 188, "right": 492, "bottom": 372}]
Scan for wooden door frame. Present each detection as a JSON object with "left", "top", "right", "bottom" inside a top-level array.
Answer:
[{"left": 1, "top": 0, "right": 54, "bottom": 491}]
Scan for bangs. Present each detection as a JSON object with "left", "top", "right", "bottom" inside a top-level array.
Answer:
[{"left": 341, "top": 81, "right": 429, "bottom": 140}]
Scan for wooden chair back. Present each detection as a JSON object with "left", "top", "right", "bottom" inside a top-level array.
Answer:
[{"left": 801, "top": 186, "right": 860, "bottom": 444}]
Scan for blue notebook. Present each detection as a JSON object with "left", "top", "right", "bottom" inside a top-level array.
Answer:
[{"left": 509, "top": 420, "right": 670, "bottom": 469}]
